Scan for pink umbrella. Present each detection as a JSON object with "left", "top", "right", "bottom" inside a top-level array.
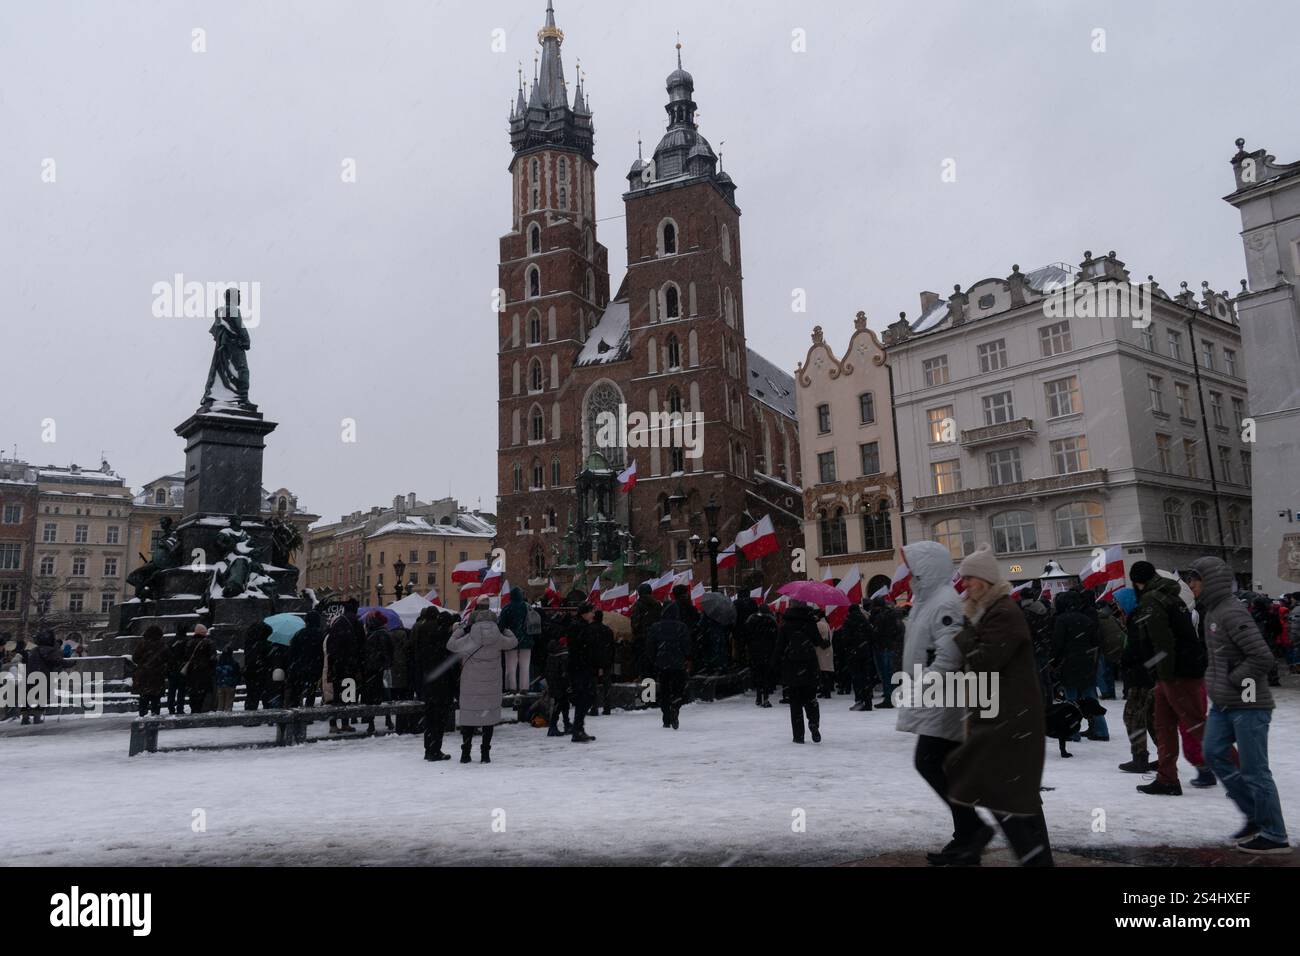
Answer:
[{"left": 776, "top": 580, "right": 852, "bottom": 607}]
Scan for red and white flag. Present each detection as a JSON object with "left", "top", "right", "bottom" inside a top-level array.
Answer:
[
  {"left": 869, "top": 583, "right": 890, "bottom": 601},
  {"left": 1010, "top": 580, "right": 1033, "bottom": 598},
  {"left": 480, "top": 566, "right": 504, "bottom": 597},
  {"left": 735, "top": 515, "right": 778, "bottom": 560},
  {"left": 672, "top": 568, "right": 694, "bottom": 590},
  {"left": 649, "top": 570, "right": 676, "bottom": 601},
  {"left": 887, "top": 562, "right": 912, "bottom": 601},
  {"left": 716, "top": 543, "right": 738, "bottom": 570},
  {"left": 617, "top": 459, "right": 637, "bottom": 493},
  {"left": 425, "top": 588, "right": 442, "bottom": 607},
  {"left": 459, "top": 580, "right": 483, "bottom": 605},
  {"left": 951, "top": 569, "right": 967, "bottom": 595},
  {"left": 543, "top": 577, "right": 561, "bottom": 607},
  {"left": 821, "top": 565, "right": 836, "bottom": 583},
  {"left": 750, "top": 585, "right": 767, "bottom": 606},
  {"left": 828, "top": 565, "right": 862, "bottom": 629},
  {"left": 587, "top": 573, "right": 603, "bottom": 604},
  {"left": 1081, "top": 545, "right": 1124, "bottom": 591},
  {"left": 452, "top": 559, "right": 488, "bottom": 584},
  {"left": 599, "top": 583, "right": 631, "bottom": 612},
  {"left": 690, "top": 581, "right": 705, "bottom": 608}
]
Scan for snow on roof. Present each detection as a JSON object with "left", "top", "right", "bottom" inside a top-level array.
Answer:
[
  {"left": 1025, "top": 263, "right": 1074, "bottom": 294},
  {"left": 367, "top": 514, "right": 495, "bottom": 539},
  {"left": 911, "top": 296, "right": 950, "bottom": 333},
  {"left": 37, "top": 469, "right": 122, "bottom": 482},
  {"left": 576, "top": 299, "right": 631, "bottom": 366},
  {"left": 455, "top": 512, "right": 496, "bottom": 535},
  {"left": 753, "top": 470, "right": 803, "bottom": 495},
  {"left": 746, "top": 348, "right": 797, "bottom": 420}
]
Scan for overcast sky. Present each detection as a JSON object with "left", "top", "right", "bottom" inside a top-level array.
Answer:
[{"left": 3, "top": 0, "right": 1297, "bottom": 525}]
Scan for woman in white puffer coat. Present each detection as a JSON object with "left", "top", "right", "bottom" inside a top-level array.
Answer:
[{"left": 894, "top": 540, "right": 990, "bottom": 866}]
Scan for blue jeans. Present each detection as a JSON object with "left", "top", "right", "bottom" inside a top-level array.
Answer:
[
  {"left": 1065, "top": 686, "right": 1109, "bottom": 741},
  {"left": 1096, "top": 658, "right": 1116, "bottom": 698},
  {"left": 873, "top": 650, "right": 895, "bottom": 702},
  {"left": 1203, "top": 706, "right": 1289, "bottom": 844}
]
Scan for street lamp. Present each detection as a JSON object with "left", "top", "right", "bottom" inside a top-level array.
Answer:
[
  {"left": 393, "top": 558, "right": 406, "bottom": 600},
  {"left": 704, "top": 496, "right": 721, "bottom": 592}
]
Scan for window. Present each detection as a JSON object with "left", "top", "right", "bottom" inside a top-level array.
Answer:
[
  {"left": 862, "top": 500, "right": 893, "bottom": 551},
  {"left": 670, "top": 446, "right": 685, "bottom": 473},
  {"left": 922, "top": 356, "right": 949, "bottom": 386},
  {"left": 0, "top": 582, "right": 17, "bottom": 612},
  {"left": 720, "top": 223, "right": 731, "bottom": 264},
  {"left": 0, "top": 544, "right": 21, "bottom": 570},
  {"left": 428, "top": 551, "right": 437, "bottom": 564},
  {"left": 859, "top": 442, "right": 881, "bottom": 476},
  {"left": 664, "top": 285, "right": 680, "bottom": 319},
  {"left": 1045, "top": 376, "right": 1081, "bottom": 418},
  {"left": 1147, "top": 375, "right": 1164, "bottom": 414},
  {"left": 42, "top": 523, "right": 56, "bottom": 543},
  {"left": 1218, "top": 446, "right": 1233, "bottom": 483},
  {"left": 106, "top": 526, "right": 119, "bottom": 545},
  {"left": 1156, "top": 434, "right": 1173, "bottom": 473},
  {"left": 154, "top": 488, "right": 167, "bottom": 505},
  {"left": 1227, "top": 506, "right": 1245, "bottom": 546},
  {"left": 1183, "top": 439, "right": 1198, "bottom": 478},
  {"left": 529, "top": 360, "right": 544, "bottom": 392},
  {"left": 1050, "top": 436, "right": 1090, "bottom": 475},
  {"left": 662, "top": 221, "right": 677, "bottom": 255},
  {"left": 1191, "top": 502, "right": 1210, "bottom": 545},
  {"left": 1039, "top": 321, "right": 1072, "bottom": 356},
  {"left": 528, "top": 312, "right": 541, "bottom": 344},
  {"left": 1224, "top": 349, "right": 1237, "bottom": 377},
  {"left": 68, "top": 592, "right": 84, "bottom": 614},
  {"left": 551, "top": 458, "right": 562, "bottom": 486},
  {"left": 512, "top": 463, "right": 522, "bottom": 493},
  {"left": 1241, "top": 450, "right": 1251, "bottom": 485},
  {"left": 518, "top": 515, "right": 531, "bottom": 532},
  {"left": 1201, "top": 340, "right": 1215, "bottom": 370},
  {"left": 1055, "top": 501, "right": 1105, "bottom": 548},
  {"left": 530, "top": 407, "right": 545, "bottom": 442},
  {"left": 1163, "top": 498, "right": 1184, "bottom": 542},
  {"left": 1167, "top": 329, "right": 1182, "bottom": 361},
  {"left": 1209, "top": 391, "right": 1224, "bottom": 427},
  {"left": 1174, "top": 383, "right": 1192, "bottom": 418},
  {"left": 674, "top": 539, "right": 688, "bottom": 562},
  {"left": 558, "top": 186, "right": 567, "bottom": 210},
  {"left": 2, "top": 504, "right": 20, "bottom": 524},
  {"left": 104, "top": 557, "right": 118, "bottom": 577},
  {"left": 818, "top": 508, "right": 848, "bottom": 556},
  {"left": 986, "top": 448, "right": 1023, "bottom": 486},
  {"left": 1231, "top": 397, "right": 1245, "bottom": 429},
  {"left": 558, "top": 156, "right": 567, "bottom": 181},
  {"left": 427, "top": 573, "right": 436, "bottom": 586},
  {"left": 858, "top": 392, "right": 875, "bottom": 425},
  {"left": 544, "top": 508, "right": 557, "bottom": 530},
  {"left": 927, "top": 406, "right": 953, "bottom": 443},
  {"left": 816, "top": 403, "right": 831, "bottom": 434},
  {"left": 977, "top": 339, "right": 1008, "bottom": 373},
  {"left": 933, "top": 519, "right": 975, "bottom": 560},
  {"left": 817, "top": 451, "right": 837, "bottom": 484},
  {"left": 991, "top": 511, "right": 1037, "bottom": 554},
  {"left": 532, "top": 460, "right": 544, "bottom": 488},
  {"left": 100, "top": 592, "right": 115, "bottom": 614},
  {"left": 1139, "top": 325, "right": 1154, "bottom": 351},
  {"left": 666, "top": 334, "right": 681, "bottom": 369},
  {"left": 527, "top": 266, "right": 540, "bottom": 299},
  {"left": 667, "top": 388, "right": 682, "bottom": 414},
  {"left": 931, "top": 459, "right": 962, "bottom": 495},
  {"left": 74, "top": 524, "right": 88, "bottom": 544},
  {"left": 982, "top": 391, "right": 1015, "bottom": 425},
  {"left": 72, "top": 557, "right": 86, "bottom": 577},
  {"left": 39, "top": 556, "right": 55, "bottom": 576},
  {"left": 529, "top": 224, "right": 540, "bottom": 255}
]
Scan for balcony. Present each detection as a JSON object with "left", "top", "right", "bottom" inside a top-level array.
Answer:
[
  {"left": 911, "top": 468, "right": 1109, "bottom": 513},
  {"left": 959, "top": 417, "right": 1037, "bottom": 448}
]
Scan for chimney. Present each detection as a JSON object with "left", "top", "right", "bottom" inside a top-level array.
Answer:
[
  {"left": 919, "top": 291, "right": 941, "bottom": 313},
  {"left": 393, "top": 495, "right": 404, "bottom": 513},
  {"left": 407, "top": 492, "right": 416, "bottom": 510}
]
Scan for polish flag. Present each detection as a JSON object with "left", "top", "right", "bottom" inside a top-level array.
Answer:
[
  {"left": 951, "top": 569, "right": 967, "bottom": 595},
  {"left": 599, "top": 583, "right": 631, "bottom": 612},
  {"left": 617, "top": 460, "right": 638, "bottom": 493},
  {"left": 887, "top": 563, "right": 912, "bottom": 601},
  {"left": 828, "top": 565, "right": 862, "bottom": 629},
  {"left": 649, "top": 570, "right": 676, "bottom": 601},
  {"left": 459, "top": 581, "right": 482, "bottom": 605},
  {"left": 425, "top": 588, "right": 442, "bottom": 607},
  {"left": 736, "top": 515, "right": 778, "bottom": 561},
  {"left": 750, "top": 585, "right": 767, "bottom": 606},
  {"left": 1010, "top": 580, "right": 1033, "bottom": 599},
  {"left": 480, "top": 566, "right": 505, "bottom": 597},
  {"left": 452, "top": 559, "right": 489, "bottom": 584},
  {"left": 543, "top": 578, "right": 562, "bottom": 607},
  {"left": 1081, "top": 545, "right": 1125, "bottom": 591},
  {"left": 587, "top": 574, "right": 603, "bottom": 604},
  {"left": 690, "top": 581, "right": 705, "bottom": 608},
  {"left": 716, "top": 543, "right": 738, "bottom": 570},
  {"left": 672, "top": 568, "right": 694, "bottom": 590},
  {"left": 821, "top": 565, "right": 836, "bottom": 583}
]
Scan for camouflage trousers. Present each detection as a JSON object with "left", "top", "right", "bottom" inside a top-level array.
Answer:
[{"left": 1123, "top": 686, "right": 1155, "bottom": 758}]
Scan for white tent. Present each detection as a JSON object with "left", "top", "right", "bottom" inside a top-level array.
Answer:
[{"left": 387, "top": 593, "right": 433, "bottom": 628}]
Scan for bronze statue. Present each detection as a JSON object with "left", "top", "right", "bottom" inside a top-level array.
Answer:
[
  {"left": 214, "top": 514, "right": 259, "bottom": 597},
  {"left": 126, "top": 516, "right": 180, "bottom": 599},
  {"left": 202, "top": 288, "right": 252, "bottom": 407}
]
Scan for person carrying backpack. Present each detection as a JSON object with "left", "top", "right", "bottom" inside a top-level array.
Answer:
[{"left": 1129, "top": 562, "right": 1210, "bottom": 795}]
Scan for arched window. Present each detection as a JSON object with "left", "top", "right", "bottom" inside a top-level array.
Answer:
[
  {"left": 723, "top": 288, "right": 735, "bottom": 328},
  {"left": 667, "top": 387, "right": 682, "bottom": 414},
  {"left": 664, "top": 284, "right": 681, "bottom": 319},
  {"left": 529, "top": 405, "right": 545, "bottom": 442},
  {"left": 527, "top": 311, "right": 541, "bottom": 344},
  {"left": 1227, "top": 505, "right": 1244, "bottom": 546},
  {"left": 1162, "top": 498, "right": 1185, "bottom": 543},
  {"left": 531, "top": 458, "right": 544, "bottom": 489},
  {"left": 933, "top": 518, "right": 975, "bottom": 560},
  {"left": 819, "top": 508, "right": 848, "bottom": 556},
  {"left": 666, "top": 334, "right": 681, "bottom": 370},
  {"left": 154, "top": 488, "right": 166, "bottom": 505},
  {"left": 544, "top": 508, "right": 557, "bottom": 530},
  {"left": 531, "top": 158, "right": 539, "bottom": 181},
  {"left": 660, "top": 219, "right": 678, "bottom": 256},
  {"left": 585, "top": 268, "right": 594, "bottom": 301},
  {"left": 512, "top": 463, "right": 523, "bottom": 493},
  {"left": 529, "top": 224, "right": 540, "bottom": 255},
  {"left": 558, "top": 185, "right": 567, "bottom": 210},
  {"left": 991, "top": 510, "right": 1037, "bottom": 554},
  {"left": 551, "top": 457, "right": 562, "bottom": 487},
  {"left": 526, "top": 266, "right": 540, "bottom": 299},
  {"left": 278, "top": 496, "right": 288, "bottom": 514},
  {"left": 1191, "top": 501, "right": 1211, "bottom": 545},
  {"left": 862, "top": 498, "right": 893, "bottom": 552},
  {"left": 531, "top": 546, "right": 546, "bottom": 577},
  {"left": 583, "top": 381, "right": 625, "bottom": 467},
  {"left": 720, "top": 223, "right": 731, "bottom": 264},
  {"left": 558, "top": 156, "right": 567, "bottom": 181},
  {"left": 529, "top": 358, "right": 544, "bottom": 392},
  {"left": 585, "top": 229, "right": 594, "bottom": 259},
  {"left": 1055, "top": 501, "right": 1105, "bottom": 548}
]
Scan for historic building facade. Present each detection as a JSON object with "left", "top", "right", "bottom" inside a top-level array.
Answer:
[
  {"left": 884, "top": 251, "right": 1252, "bottom": 586},
  {"left": 1224, "top": 139, "right": 1300, "bottom": 594},
  {"left": 0, "top": 460, "right": 39, "bottom": 646},
  {"left": 795, "top": 314, "right": 901, "bottom": 591},
  {"left": 495, "top": 4, "right": 802, "bottom": 596}
]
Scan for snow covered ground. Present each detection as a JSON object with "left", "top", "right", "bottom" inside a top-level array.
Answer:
[{"left": 4, "top": 688, "right": 1299, "bottom": 866}]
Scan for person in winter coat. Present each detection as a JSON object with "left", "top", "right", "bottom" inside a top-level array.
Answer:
[
  {"left": 131, "top": 625, "right": 169, "bottom": 717},
  {"left": 414, "top": 607, "right": 457, "bottom": 760},
  {"left": 447, "top": 600, "right": 518, "bottom": 762},
  {"left": 589, "top": 609, "right": 616, "bottom": 716},
  {"left": 646, "top": 602, "right": 692, "bottom": 729},
  {"left": 183, "top": 625, "right": 217, "bottom": 714},
  {"left": 867, "top": 598, "right": 903, "bottom": 707},
  {"left": 258, "top": 625, "right": 288, "bottom": 709},
  {"left": 215, "top": 648, "right": 241, "bottom": 711},
  {"left": 325, "top": 600, "right": 364, "bottom": 733},
  {"left": 1129, "top": 561, "right": 1210, "bottom": 795},
  {"left": 838, "top": 603, "right": 874, "bottom": 711},
  {"left": 1249, "top": 597, "right": 1283, "bottom": 688},
  {"left": 629, "top": 584, "right": 662, "bottom": 682},
  {"left": 1018, "top": 589, "right": 1055, "bottom": 709},
  {"left": 1096, "top": 601, "right": 1125, "bottom": 700},
  {"left": 387, "top": 623, "right": 416, "bottom": 732},
  {"left": 772, "top": 601, "right": 829, "bottom": 744},
  {"left": 565, "top": 604, "right": 601, "bottom": 742},
  {"left": 165, "top": 625, "right": 190, "bottom": 715},
  {"left": 243, "top": 624, "right": 267, "bottom": 712},
  {"left": 742, "top": 604, "right": 779, "bottom": 707},
  {"left": 544, "top": 635, "right": 571, "bottom": 736},
  {"left": 1287, "top": 595, "right": 1300, "bottom": 671},
  {"left": 288, "top": 611, "right": 324, "bottom": 708},
  {"left": 498, "top": 586, "right": 530, "bottom": 692},
  {"left": 671, "top": 584, "right": 703, "bottom": 666},
  {"left": 1050, "top": 590, "right": 1108, "bottom": 741},
  {"left": 362, "top": 612, "right": 394, "bottom": 733},
  {"left": 21, "top": 631, "right": 67, "bottom": 724},
  {"left": 893, "top": 541, "right": 984, "bottom": 866},
  {"left": 944, "top": 545, "right": 1052, "bottom": 867},
  {"left": 1117, "top": 586, "right": 1158, "bottom": 773},
  {"left": 1191, "top": 558, "right": 1290, "bottom": 854},
  {"left": 813, "top": 607, "right": 835, "bottom": 699}
]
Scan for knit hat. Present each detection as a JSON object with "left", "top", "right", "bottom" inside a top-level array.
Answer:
[
  {"left": 957, "top": 544, "right": 1003, "bottom": 585},
  {"left": 1129, "top": 560, "right": 1157, "bottom": 585},
  {"left": 193, "top": 624, "right": 209, "bottom": 637}
]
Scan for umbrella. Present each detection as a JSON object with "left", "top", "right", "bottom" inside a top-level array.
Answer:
[
  {"left": 777, "top": 580, "right": 852, "bottom": 607},
  {"left": 603, "top": 610, "right": 633, "bottom": 640},
  {"left": 387, "top": 593, "right": 433, "bottom": 628},
  {"left": 356, "top": 606, "right": 403, "bottom": 630},
  {"left": 699, "top": 590, "right": 737, "bottom": 625},
  {"left": 264, "top": 613, "right": 306, "bottom": 646},
  {"left": 1156, "top": 569, "right": 1195, "bottom": 610}
]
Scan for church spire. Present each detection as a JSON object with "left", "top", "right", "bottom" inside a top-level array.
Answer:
[{"left": 508, "top": 2, "right": 594, "bottom": 157}]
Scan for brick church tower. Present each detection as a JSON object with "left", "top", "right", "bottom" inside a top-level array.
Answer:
[{"left": 497, "top": 5, "right": 802, "bottom": 600}]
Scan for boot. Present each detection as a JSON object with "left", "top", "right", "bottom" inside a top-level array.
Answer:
[
  {"left": 1190, "top": 767, "right": 1217, "bottom": 788},
  {"left": 1136, "top": 780, "right": 1182, "bottom": 796},
  {"left": 424, "top": 750, "right": 451, "bottom": 761},
  {"left": 1118, "top": 754, "right": 1150, "bottom": 773},
  {"left": 761, "top": 696, "right": 772, "bottom": 708},
  {"left": 811, "top": 724, "right": 821, "bottom": 743},
  {"left": 480, "top": 746, "right": 491, "bottom": 764},
  {"left": 460, "top": 744, "right": 472, "bottom": 763}
]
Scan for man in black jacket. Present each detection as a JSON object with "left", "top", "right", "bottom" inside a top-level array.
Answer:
[
  {"left": 628, "top": 584, "right": 662, "bottom": 682},
  {"left": 773, "top": 602, "right": 830, "bottom": 743},
  {"left": 289, "top": 611, "right": 325, "bottom": 708},
  {"left": 646, "top": 602, "right": 692, "bottom": 728},
  {"left": 414, "top": 607, "right": 456, "bottom": 760},
  {"left": 325, "top": 600, "right": 364, "bottom": 732},
  {"left": 867, "top": 598, "right": 902, "bottom": 708},
  {"left": 1050, "top": 590, "right": 1108, "bottom": 742},
  {"left": 590, "top": 610, "right": 616, "bottom": 716},
  {"left": 743, "top": 604, "right": 779, "bottom": 707},
  {"left": 21, "top": 631, "right": 67, "bottom": 724},
  {"left": 166, "top": 625, "right": 190, "bottom": 715},
  {"left": 840, "top": 603, "right": 874, "bottom": 711},
  {"left": 566, "top": 605, "right": 599, "bottom": 743}
]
